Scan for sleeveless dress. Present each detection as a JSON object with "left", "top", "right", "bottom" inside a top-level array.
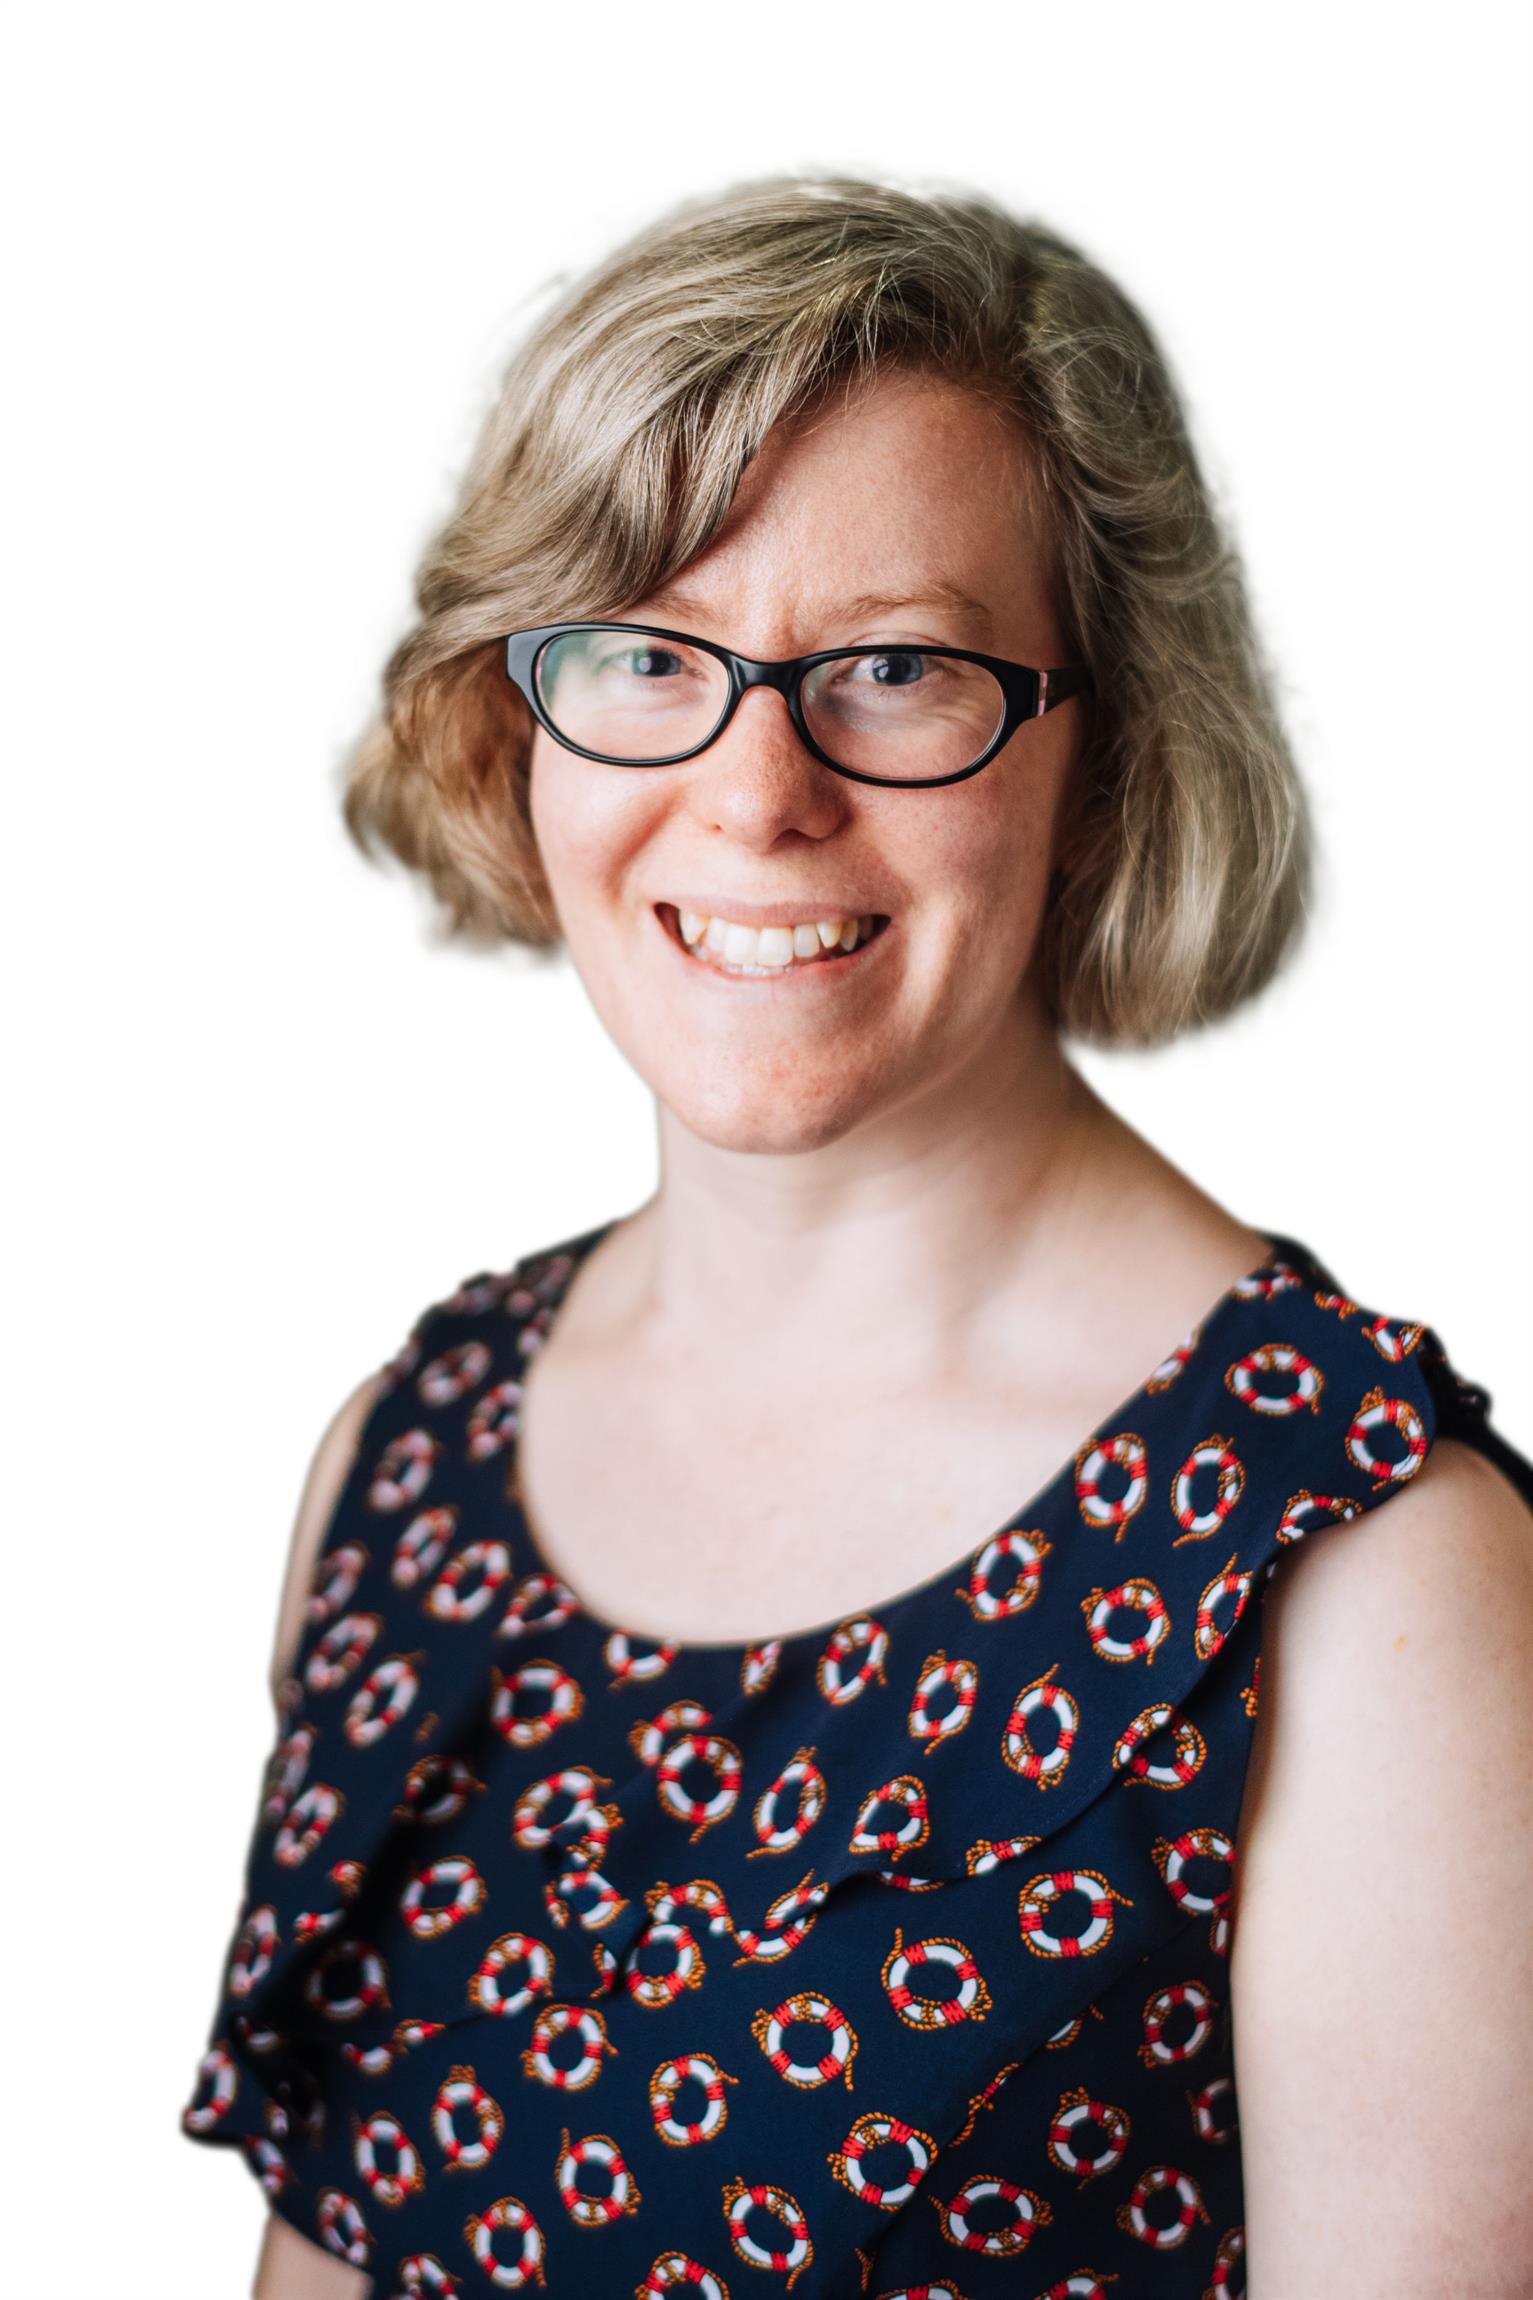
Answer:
[{"left": 181, "top": 1220, "right": 1532, "bottom": 2298}]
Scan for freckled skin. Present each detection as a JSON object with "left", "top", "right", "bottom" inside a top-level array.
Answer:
[{"left": 526, "top": 369, "right": 1085, "bottom": 1162}]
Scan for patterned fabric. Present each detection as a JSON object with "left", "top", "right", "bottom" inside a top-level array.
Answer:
[{"left": 181, "top": 1221, "right": 1531, "bottom": 2297}]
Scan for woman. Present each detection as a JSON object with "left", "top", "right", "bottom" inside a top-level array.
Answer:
[{"left": 182, "top": 175, "right": 1533, "bottom": 2298}]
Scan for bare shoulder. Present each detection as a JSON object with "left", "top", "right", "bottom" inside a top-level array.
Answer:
[
  {"left": 267, "top": 1368, "right": 385, "bottom": 1705},
  {"left": 1231, "top": 1436, "right": 1533, "bottom": 2292},
  {"left": 254, "top": 2207, "right": 370, "bottom": 2298}
]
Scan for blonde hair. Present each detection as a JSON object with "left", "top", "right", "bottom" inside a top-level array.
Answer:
[{"left": 341, "top": 171, "right": 1310, "bottom": 1048}]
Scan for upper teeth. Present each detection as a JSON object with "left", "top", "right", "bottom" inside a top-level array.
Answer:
[{"left": 676, "top": 911, "right": 879, "bottom": 968}]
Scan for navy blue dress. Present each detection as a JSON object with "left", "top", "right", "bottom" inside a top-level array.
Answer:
[{"left": 182, "top": 1221, "right": 1532, "bottom": 2297}]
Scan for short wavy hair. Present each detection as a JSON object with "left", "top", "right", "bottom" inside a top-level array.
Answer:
[{"left": 340, "top": 171, "right": 1310, "bottom": 1049}]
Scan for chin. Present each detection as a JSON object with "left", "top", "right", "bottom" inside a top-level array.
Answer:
[{"left": 656, "top": 1066, "right": 880, "bottom": 1157}]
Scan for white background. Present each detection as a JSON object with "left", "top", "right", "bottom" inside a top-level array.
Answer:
[{"left": 2, "top": 2, "right": 1529, "bottom": 2285}]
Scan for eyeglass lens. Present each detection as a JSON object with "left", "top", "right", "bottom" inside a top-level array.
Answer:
[{"left": 533, "top": 631, "right": 1006, "bottom": 779}]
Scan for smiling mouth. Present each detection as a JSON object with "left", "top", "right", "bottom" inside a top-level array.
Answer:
[{"left": 654, "top": 903, "right": 893, "bottom": 978}]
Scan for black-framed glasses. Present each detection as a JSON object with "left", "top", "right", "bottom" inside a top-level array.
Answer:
[{"left": 503, "top": 621, "right": 1092, "bottom": 790}]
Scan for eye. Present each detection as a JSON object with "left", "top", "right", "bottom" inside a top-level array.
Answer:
[
  {"left": 599, "top": 644, "right": 687, "bottom": 678},
  {"left": 830, "top": 649, "right": 945, "bottom": 690}
]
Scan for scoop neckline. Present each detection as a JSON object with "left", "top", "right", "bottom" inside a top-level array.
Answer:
[{"left": 502, "top": 1218, "right": 1309, "bottom": 1666}]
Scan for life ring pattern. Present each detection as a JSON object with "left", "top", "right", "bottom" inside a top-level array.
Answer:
[
  {"left": 183, "top": 1219, "right": 1523, "bottom": 2292},
  {"left": 1075, "top": 1430, "right": 1149, "bottom": 1536}
]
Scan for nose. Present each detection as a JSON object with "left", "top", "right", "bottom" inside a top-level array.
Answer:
[{"left": 691, "top": 684, "right": 845, "bottom": 835}]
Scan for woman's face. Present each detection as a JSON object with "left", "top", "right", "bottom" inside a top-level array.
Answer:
[{"left": 527, "top": 367, "right": 1086, "bottom": 1154}]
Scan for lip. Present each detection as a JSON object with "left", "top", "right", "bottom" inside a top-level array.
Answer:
[
  {"left": 653, "top": 901, "right": 895, "bottom": 984},
  {"left": 658, "top": 896, "right": 893, "bottom": 930}
]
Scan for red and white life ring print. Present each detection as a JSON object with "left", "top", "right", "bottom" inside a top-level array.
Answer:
[
  {"left": 306, "top": 1539, "right": 368, "bottom": 1627},
  {"left": 521, "top": 2002, "right": 614, "bottom": 2091},
  {"left": 1017, "top": 1867, "right": 1134, "bottom": 1958},
  {"left": 401, "top": 1855, "right": 487, "bottom": 1940},
  {"left": 316, "top": 2186, "right": 371, "bottom": 2266},
  {"left": 1045, "top": 2084, "right": 1130, "bottom": 2181},
  {"left": 496, "top": 1571, "right": 578, "bottom": 1640},
  {"left": 648, "top": 2051, "right": 737, "bottom": 2144},
  {"left": 1193, "top": 1556, "right": 1256, "bottom": 1660},
  {"left": 930, "top": 2171, "right": 1051, "bottom": 2256},
  {"left": 1363, "top": 1313, "right": 1424, "bottom": 1364},
  {"left": 544, "top": 1847, "right": 627, "bottom": 1934},
  {"left": 1189, "top": 2073, "right": 1238, "bottom": 2144},
  {"left": 417, "top": 1339, "right": 492, "bottom": 1407},
  {"left": 465, "top": 1378, "right": 524, "bottom": 1462},
  {"left": 393, "top": 2256, "right": 461, "bottom": 2296},
  {"left": 352, "top": 2108, "right": 424, "bottom": 2207},
  {"left": 1075, "top": 1430, "right": 1149, "bottom": 1537},
  {"left": 849, "top": 1773, "right": 930, "bottom": 1859},
  {"left": 956, "top": 1528, "right": 1051, "bottom": 1620},
  {"left": 366, "top": 1428, "right": 439, "bottom": 1513},
  {"left": 965, "top": 1830, "right": 1042, "bottom": 1879},
  {"left": 305, "top": 1935, "right": 388, "bottom": 2022},
  {"left": 261, "top": 1723, "right": 314, "bottom": 1823},
  {"left": 1139, "top": 1977, "right": 1217, "bottom": 2065},
  {"left": 1346, "top": 1385, "right": 1429, "bottom": 1484},
  {"left": 1224, "top": 1341, "right": 1323, "bottom": 1416},
  {"left": 721, "top": 2176, "right": 814, "bottom": 2289},
  {"left": 653, "top": 1877, "right": 735, "bottom": 1943},
  {"left": 741, "top": 1639, "right": 781, "bottom": 1694},
  {"left": 392, "top": 1506, "right": 457, "bottom": 1590},
  {"left": 393, "top": 1751, "right": 483, "bottom": 1828},
  {"left": 1152, "top": 1824, "right": 1235, "bottom": 1919},
  {"left": 463, "top": 2194, "right": 546, "bottom": 2289},
  {"left": 305, "top": 1610, "right": 383, "bottom": 1694},
  {"left": 623, "top": 1915, "right": 706, "bottom": 2009},
  {"left": 425, "top": 1540, "right": 513, "bottom": 1623},
  {"left": 241, "top": 2134, "right": 289, "bottom": 2200},
  {"left": 750, "top": 1746, "right": 826, "bottom": 1854},
  {"left": 655, "top": 1730, "right": 742, "bottom": 1839},
  {"left": 1208, "top": 2224, "right": 1247, "bottom": 2297},
  {"left": 1001, "top": 1664, "right": 1078, "bottom": 1786},
  {"left": 182, "top": 2042, "right": 238, "bottom": 2133},
  {"left": 601, "top": 1630, "right": 678, "bottom": 1686},
  {"left": 815, "top": 1614, "right": 889, "bottom": 1704},
  {"left": 907, "top": 1650, "right": 978, "bottom": 1745},
  {"left": 554, "top": 2127, "right": 641, "bottom": 2224},
  {"left": 490, "top": 1659, "right": 584, "bottom": 1749},
  {"left": 881, "top": 1930, "right": 992, "bottom": 2030},
  {"left": 1115, "top": 2162, "right": 1211, "bottom": 2249},
  {"left": 1148, "top": 1332, "right": 1197, "bottom": 1391},
  {"left": 630, "top": 1699, "right": 713, "bottom": 1770},
  {"left": 227, "top": 1904, "right": 278, "bottom": 1997},
  {"left": 468, "top": 1931, "right": 555, "bottom": 2020},
  {"left": 1274, "top": 1488, "right": 1362, "bottom": 1548},
  {"left": 1170, "top": 1436, "right": 1245, "bottom": 1542},
  {"left": 345, "top": 1653, "right": 421, "bottom": 1747},
  {"left": 638, "top": 2255, "right": 730, "bottom": 2298},
  {"left": 512, "top": 1765, "right": 613, "bottom": 1855},
  {"left": 1113, "top": 1701, "right": 1206, "bottom": 1789},
  {"left": 1237, "top": 1259, "right": 1304, "bottom": 1301},
  {"left": 829, "top": 2109, "right": 938, "bottom": 2208},
  {"left": 732, "top": 1875, "right": 830, "bottom": 1963},
  {"left": 1081, "top": 1576, "right": 1171, "bottom": 1663},
  {"left": 429, "top": 2065, "right": 503, "bottom": 2172},
  {"left": 273, "top": 1781, "right": 344, "bottom": 1869},
  {"left": 751, "top": 1988, "right": 859, "bottom": 2089}
]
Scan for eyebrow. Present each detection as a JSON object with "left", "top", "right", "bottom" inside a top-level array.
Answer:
[{"left": 637, "top": 581, "right": 995, "bottom": 643}]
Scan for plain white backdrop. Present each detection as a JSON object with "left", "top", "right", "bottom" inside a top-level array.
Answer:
[{"left": 2, "top": 1, "right": 1529, "bottom": 2283}]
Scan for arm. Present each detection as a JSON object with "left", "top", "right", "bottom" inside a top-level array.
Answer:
[
  {"left": 253, "top": 1370, "right": 382, "bottom": 2300},
  {"left": 1231, "top": 1435, "right": 1533, "bottom": 2298}
]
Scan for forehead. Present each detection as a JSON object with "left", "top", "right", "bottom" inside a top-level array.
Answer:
[{"left": 639, "top": 369, "right": 1048, "bottom": 644}]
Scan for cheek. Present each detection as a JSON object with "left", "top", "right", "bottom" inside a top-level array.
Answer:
[{"left": 527, "top": 741, "right": 655, "bottom": 904}]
